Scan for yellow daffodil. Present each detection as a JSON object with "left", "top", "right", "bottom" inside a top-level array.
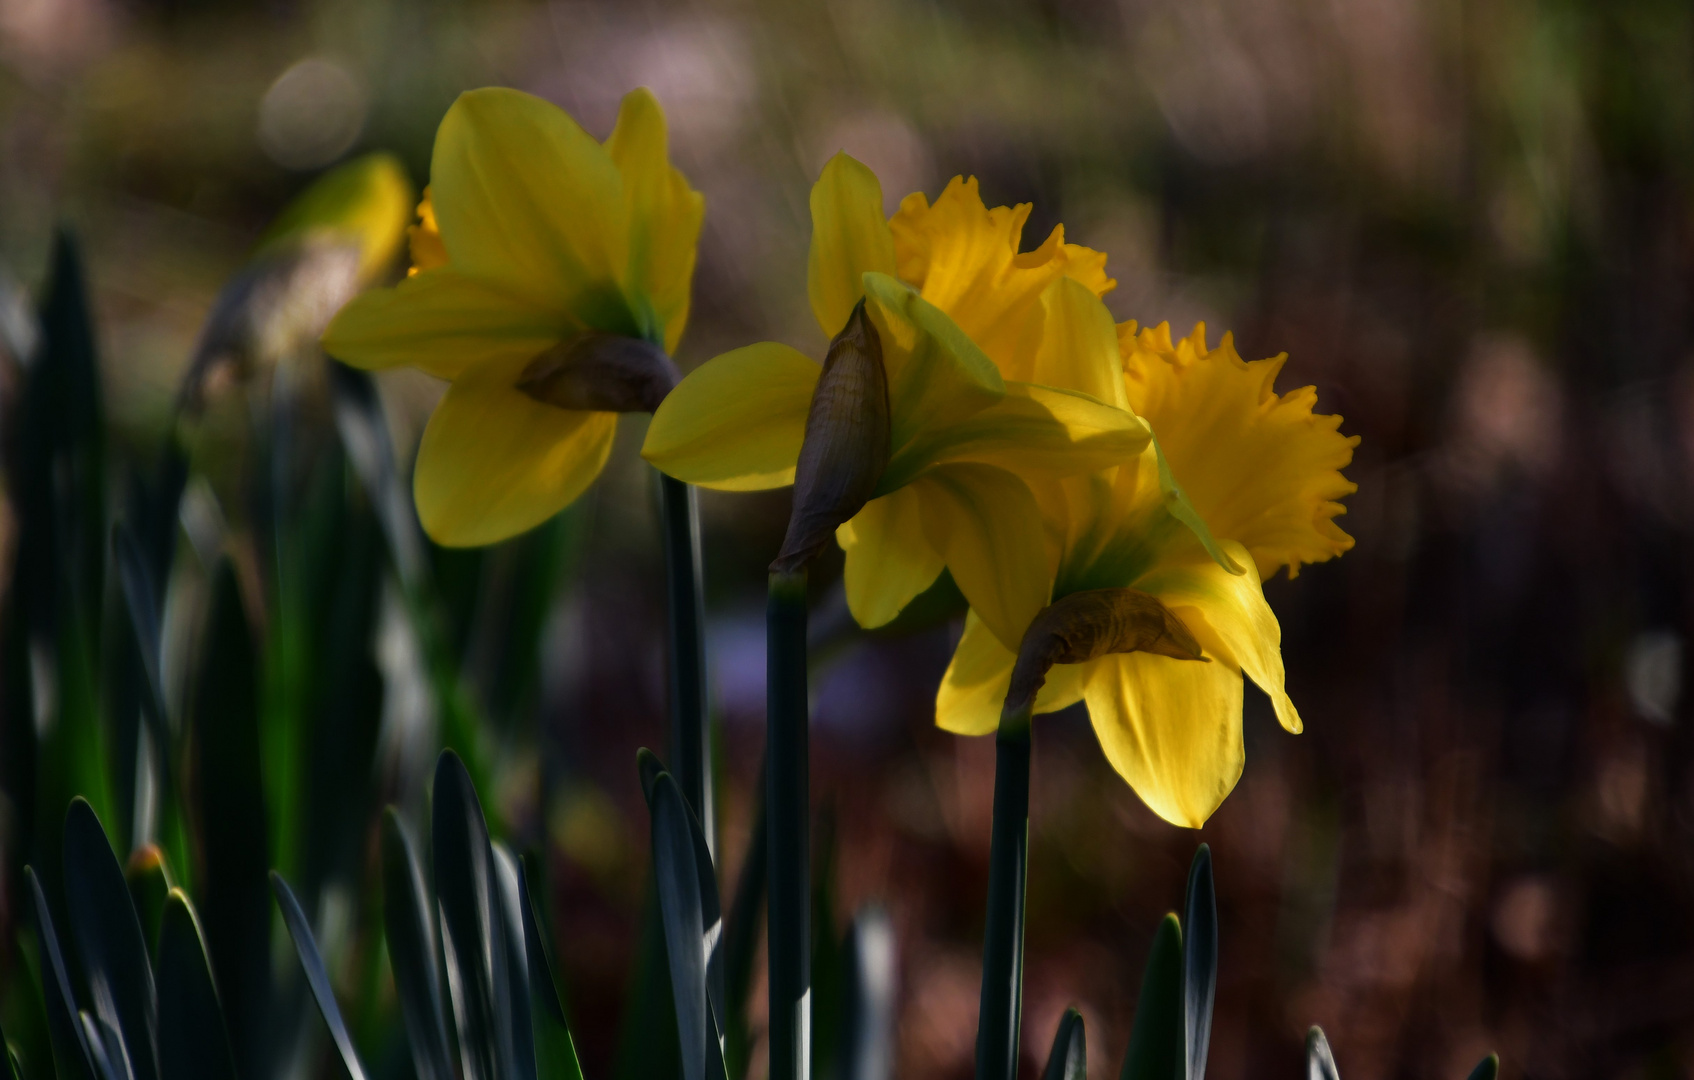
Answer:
[
  {"left": 643, "top": 155, "right": 1149, "bottom": 648},
  {"left": 938, "top": 322, "right": 1358, "bottom": 828},
  {"left": 323, "top": 87, "right": 703, "bottom": 546}
]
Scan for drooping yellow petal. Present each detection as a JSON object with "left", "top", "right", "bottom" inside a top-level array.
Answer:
[
  {"left": 915, "top": 465, "right": 1052, "bottom": 652},
  {"left": 837, "top": 485, "right": 944, "bottom": 630},
  {"left": 605, "top": 87, "right": 705, "bottom": 354},
  {"left": 884, "top": 382, "right": 1149, "bottom": 492},
  {"left": 256, "top": 152, "right": 415, "bottom": 283},
  {"left": 1083, "top": 651, "right": 1244, "bottom": 829},
  {"left": 861, "top": 272, "right": 1003, "bottom": 468},
  {"left": 641, "top": 342, "right": 819, "bottom": 490},
  {"left": 430, "top": 88, "right": 634, "bottom": 330},
  {"left": 1122, "top": 322, "right": 1358, "bottom": 579},
  {"left": 413, "top": 353, "right": 618, "bottom": 546},
  {"left": 888, "top": 177, "right": 1114, "bottom": 378},
  {"left": 408, "top": 188, "right": 448, "bottom": 274},
  {"left": 936, "top": 610, "right": 1091, "bottom": 736},
  {"left": 322, "top": 267, "right": 562, "bottom": 382},
  {"left": 1135, "top": 540, "right": 1301, "bottom": 733},
  {"left": 808, "top": 152, "right": 898, "bottom": 339}
]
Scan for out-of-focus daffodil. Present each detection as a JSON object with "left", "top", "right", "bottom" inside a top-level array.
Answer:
[
  {"left": 323, "top": 87, "right": 703, "bottom": 546},
  {"left": 643, "top": 154, "right": 1149, "bottom": 648},
  {"left": 938, "top": 322, "right": 1358, "bottom": 828},
  {"left": 181, "top": 152, "right": 414, "bottom": 411}
]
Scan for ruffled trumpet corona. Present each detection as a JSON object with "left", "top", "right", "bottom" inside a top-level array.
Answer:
[{"left": 941, "top": 322, "right": 1359, "bottom": 827}]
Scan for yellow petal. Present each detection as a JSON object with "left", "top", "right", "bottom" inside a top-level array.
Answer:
[
  {"left": 1031, "top": 277, "right": 1129, "bottom": 408},
  {"left": 808, "top": 152, "right": 898, "bottom": 339},
  {"left": 884, "top": 381, "right": 1149, "bottom": 491},
  {"left": 605, "top": 87, "right": 705, "bottom": 354},
  {"left": 888, "top": 177, "right": 1113, "bottom": 378},
  {"left": 431, "top": 88, "right": 634, "bottom": 330},
  {"left": 641, "top": 342, "right": 819, "bottom": 490},
  {"left": 915, "top": 465, "right": 1052, "bottom": 652},
  {"left": 408, "top": 188, "right": 448, "bottom": 274},
  {"left": 1122, "top": 322, "right": 1359, "bottom": 579},
  {"left": 861, "top": 272, "right": 1002, "bottom": 467},
  {"left": 936, "top": 610, "right": 1090, "bottom": 736},
  {"left": 837, "top": 486, "right": 945, "bottom": 630},
  {"left": 1083, "top": 651, "right": 1244, "bottom": 828},
  {"left": 322, "top": 267, "right": 562, "bottom": 382},
  {"left": 256, "top": 152, "right": 415, "bottom": 283},
  {"left": 1135, "top": 539, "right": 1301, "bottom": 733},
  {"left": 414, "top": 354, "right": 617, "bottom": 546}
]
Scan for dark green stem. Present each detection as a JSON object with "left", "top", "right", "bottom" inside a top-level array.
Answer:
[
  {"left": 660, "top": 472, "right": 712, "bottom": 855},
  {"left": 975, "top": 705, "right": 1032, "bottom": 1080},
  {"left": 766, "top": 570, "right": 810, "bottom": 1080}
]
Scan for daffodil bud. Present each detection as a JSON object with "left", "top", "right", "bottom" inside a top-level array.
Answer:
[
  {"left": 179, "top": 239, "right": 364, "bottom": 414},
  {"left": 772, "top": 299, "right": 890, "bottom": 573},
  {"left": 1004, "top": 588, "right": 1207, "bottom": 718},
  {"left": 517, "top": 332, "right": 680, "bottom": 414}
]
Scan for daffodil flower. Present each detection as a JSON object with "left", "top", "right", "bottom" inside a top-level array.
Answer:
[
  {"left": 323, "top": 87, "right": 703, "bottom": 546},
  {"left": 181, "top": 153, "right": 414, "bottom": 412},
  {"left": 643, "top": 154, "right": 1149, "bottom": 649},
  {"left": 938, "top": 322, "right": 1359, "bottom": 827}
]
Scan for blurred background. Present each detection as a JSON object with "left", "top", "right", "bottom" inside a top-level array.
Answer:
[{"left": 3, "top": 0, "right": 1694, "bottom": 1078}]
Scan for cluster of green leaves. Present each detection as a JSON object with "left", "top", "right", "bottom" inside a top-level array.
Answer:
[
  {"left": 12, "top": 798, "right": 235, "bottom": 1080},
  {"left": 1024, "top": 847, "right": 1500, "bottom": 1080},
  {"left": 274, "top": 751, "right": 581, "bottom": 1080},
  {"left": 0, "top": 206, "right": 576, "bottom": 1074}
]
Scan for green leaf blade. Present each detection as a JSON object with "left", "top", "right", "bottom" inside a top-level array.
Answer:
[
  {"left": 61, "top": 799, "right": 158, "bottom": 1080},
  {"left": 1121, "top": 914, "right": 1181, "bottom": 1080},
  {"left": 270, "top": 872, "right": 367, "bottom": 1080},
  {"left": 155, "top": 890, "right": 238, "bottom": 1080}
]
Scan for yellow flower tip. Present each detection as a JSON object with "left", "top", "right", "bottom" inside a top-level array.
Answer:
[
  {"left": 1123, "top": 319, "right": 1359, "bottom": 581},
  {"left": 408, "top": 188, "right": 447, "bottom": 275},
  {"left": 255, "top": 151, "right": 416, "bottom": 284}
]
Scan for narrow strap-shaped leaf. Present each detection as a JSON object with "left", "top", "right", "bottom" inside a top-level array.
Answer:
[
  {"left": 1120, "top": 914, "right": 1182, "bottom": 1080},
  {"left": 1182, "top": 846, "right": 1217, "bottom": 1080},
  {"left": 125, "top": 846, "right": 172, "bottom": 960},
  {"left": 838, "top": 906, "right": 896, "bottom": 1080},
  {"left": 492, "top": 845, "right": 538, "bottom": 1080},
  {"left": 26, "top": 867, "right": 96, "bottom": 1080},
  {"left": 380, "top": 810, "right": 454, "bottom": 1080},
  {"left": 112, "top": 524, "right": 165, "bottom": 727},
  {"left": 156, "top": 890, "right": 238, "bottom": 1080},
  {"left": 646, "top": 768, "right": 712, "bottom": 1080},
  {"left": 327, "top": 360, "right": 425, "bottom": 590},
  {"left": 1305, "top": 1027, "right": 1339, "bottom": 1080},
  {"left": 1463, "top": 1054, "right": 1499, "bottom": 1080},
  {"left": 515, "top": 857, "right": 586, "bottom": 1080},
  {"left": 0, "top": 1014, "right": 16, "bottom": 1080},
  {"left": 62, "top": 799, "right": 159, "bottom": 1080},
  {"left": 1041, "top": 1009, "right": 1086, "bottom": 1080},
  {"left": 686, "top": 788, "right": 725, "bottom": 1055},
  {"left": 78, "top": 1012, "right": 132, "bottom": 1080},
  {"left": 433, "top": 750, "right": 517, "bottom": 1080},
  {"left": 270, "top": 872, "right": 369, "bottom": 1080}
]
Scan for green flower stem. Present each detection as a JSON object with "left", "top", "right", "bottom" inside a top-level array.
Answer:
[
  {"left": 766, "top": 569, "right": 810, "bottom": 1080},
  {"left": 659, "top": 472, "right": 713, "bottom": 855},
  {"left": 976, "top": 703, "right": 1032, "bottom": 1080}
]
